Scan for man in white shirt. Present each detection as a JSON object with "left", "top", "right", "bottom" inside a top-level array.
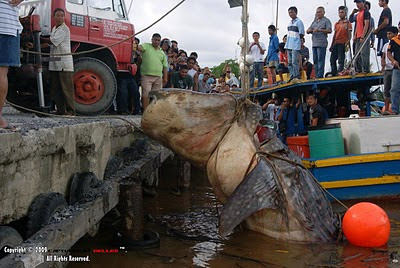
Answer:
[
  {"left": 41, "top": 8, "right": 75, "bottom": 115},
  {"left": 249, "top": 32, "right": 266, "bottom": 88},
  {"left": 0, "top": 0, "right": 24, "bottom": 131}
]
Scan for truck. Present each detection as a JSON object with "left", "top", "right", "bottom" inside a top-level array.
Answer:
[{"left": 7, "top": 0, "right": 137, "bottom": 115}]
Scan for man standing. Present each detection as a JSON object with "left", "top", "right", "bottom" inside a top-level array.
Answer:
[
  {"left": 381, "top": 26, "right": 397, "bottom": 114},
  {"left": 42, "top": 8, "right": 75, "bottom": 115},
  {"left": 330, "top": 6, "right": 352, "bottom": 76},
  {"left": 139, "top": 33, "right": 168, "bottom": 110},
  {"left": 0, "top": 0, "right": 24, "bottom": 130},
  {"left": 170, "top": 65, "right": 193, "bottom": 90},
  {"left": 249, "top": 32, "right": 266, "bottom": 88},
  {"left": 266, "top": 25, "right": 279, "bottom": 84},
  {"left": 285, "top": 6, "right": 305, "bottom": 83},
  {"left": 350, "top": 0, "right": 371, "bottom": 73},
  {"left": 387, "top": 22, "right": 400, "bottom": 115},
  {"left": 187, "top": 56, "right": 199, "bottom": 91},
  {"left": 307, "top": 6, "right": 332, "bottom": 79},
  {"left": 373, "top": 0, "right": 391, "bottom": 57}
]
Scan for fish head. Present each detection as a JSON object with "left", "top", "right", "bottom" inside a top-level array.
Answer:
[{"left": 141, "top": 89, "right": 239, "bottom": 167}]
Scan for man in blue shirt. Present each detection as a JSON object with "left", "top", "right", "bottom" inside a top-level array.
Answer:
[
  {"left": 285, "top": 6, "right": 305, "bottom": 83},
  {"left": 266, "top": 25, "right": 279, "bottom": 84}
]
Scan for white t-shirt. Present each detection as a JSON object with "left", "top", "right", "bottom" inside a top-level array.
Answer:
[
  {"left": 266, "top": 104, "right": 277, "bottom": 121},
  {"left": 250, "top": 42, "right": 266, "bottom": 62},
  {"left": 188, "top": 69, "right": 197, "bottom": 78},
  {"left": 383, "top": 43, "right": 393, "bottom": 71}
]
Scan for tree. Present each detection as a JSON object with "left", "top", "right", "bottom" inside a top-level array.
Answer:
[{"left": 211, "top": 59, "right": 240, "bottom": 79}]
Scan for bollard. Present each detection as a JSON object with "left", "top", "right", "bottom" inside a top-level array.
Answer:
[
  {"left": 119, "top": 178, "right": 144, "bottom": 241},
  {"left": 177, "top": 157, "right": 191, "bottom": 189}
]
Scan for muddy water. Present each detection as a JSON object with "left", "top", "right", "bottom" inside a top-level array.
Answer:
[{"left": 69, "top": 165, "right": 400, "bottom": 268}]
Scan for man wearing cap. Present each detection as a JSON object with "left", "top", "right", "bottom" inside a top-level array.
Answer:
[
  {"left": 350, "top": 0, "right": 371, "bottom": 73},
  {"left": 387, "top": 22, "right": 400, "bottom": 115}
]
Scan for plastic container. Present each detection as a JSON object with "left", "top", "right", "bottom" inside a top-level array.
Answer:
[
  {"left": 308, "top": 123, "right": 345, "bottom": 158},
  {"left": 287, "top": 136, "right": 310, "bottom": 158}
]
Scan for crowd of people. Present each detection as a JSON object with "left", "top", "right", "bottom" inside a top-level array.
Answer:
[
  {"left": 251, "top": 0, "right": 398, "bottom": 87},
  {"left": 115, "top": 33, "right": 243, "bottom": 115},
  {"left": 249, "top": 0, "right": 400, "bottom": 144}
]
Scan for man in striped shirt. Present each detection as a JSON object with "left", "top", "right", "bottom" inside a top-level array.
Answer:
[{"left": 0, "top": 0, "right": 23, "bottom": 130}]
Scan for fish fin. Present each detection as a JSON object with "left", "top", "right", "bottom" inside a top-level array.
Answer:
[
  {"left": 239, "top": 100, "right": 263, "bottom": 135},
  {"left": 219, "top": 158, "right": 283, "bottom": 237}
]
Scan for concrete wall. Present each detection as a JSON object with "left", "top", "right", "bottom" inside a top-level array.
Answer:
[{"left": 0, "top": 118, "right": 141, "bottom": 225}]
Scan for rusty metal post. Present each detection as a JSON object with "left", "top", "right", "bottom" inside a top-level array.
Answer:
[
  {"left": 177, "top": 157, "right": 191, "bottom": 189},
  {"left": 119, "top": 179, "right": 144, "bottom": 241}
]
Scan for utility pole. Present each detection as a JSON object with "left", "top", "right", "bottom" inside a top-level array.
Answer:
[
  {"left": 276, "top": 0, "right": 279, "bottom": 32},
  {"left": 241, "top": 0, "right": 250, "bottom": 92}
]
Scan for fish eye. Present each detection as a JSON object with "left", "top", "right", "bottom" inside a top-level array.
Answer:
[{"left": 149, "top": 95, "right": 156, "bottom": 103}]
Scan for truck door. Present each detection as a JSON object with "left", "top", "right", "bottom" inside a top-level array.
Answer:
[{"left": 87, "top": 0, "right": 133, "bottom": 68}]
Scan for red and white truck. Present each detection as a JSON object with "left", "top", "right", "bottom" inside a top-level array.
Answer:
[{"left": 8, "top": 0, "right": 137, "bottom": 115}]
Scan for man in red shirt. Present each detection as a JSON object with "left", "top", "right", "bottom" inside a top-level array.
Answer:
[
  {"left": 330, "top": 6, "right": 352, "bottom": 76},
  {"left": 351, "top": 0, "right": 371, "bottom": 73}
]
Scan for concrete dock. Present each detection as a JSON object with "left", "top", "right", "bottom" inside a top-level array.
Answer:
[{"left": 0, "top": 106, "right": 173, "bottom": 268}]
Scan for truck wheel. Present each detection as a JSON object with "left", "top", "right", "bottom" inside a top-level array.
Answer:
[
  {"left": 26, "top": 193, "right": 68, "bottom": 238},
  {"left": 69, "top": 172, "right": 104, "bottom": 205},
  {"left": 73, "top": 57, "right": 117, "bottom": 115},
  {"left": 0, "top": 226, "right": 23, "bottom": 259}
]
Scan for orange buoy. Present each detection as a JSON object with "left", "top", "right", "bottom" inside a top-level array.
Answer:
[{"left": 342, "top": 202, "right": 390, "bottom": 247}]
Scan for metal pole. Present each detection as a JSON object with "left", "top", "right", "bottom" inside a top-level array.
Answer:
[
  {"left": 240, "top": 0, "right": 250, "bottom": 93},
  {"left": 119, "top": 179, "right": 144, "bottom": 241},
  {"left": 33, "top": 31, "right": 45, "bottom": 108},
  {"left": 276, "top": 0, "right": 279, "bottom": 31}
]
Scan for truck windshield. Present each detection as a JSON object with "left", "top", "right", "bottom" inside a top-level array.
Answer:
[{"left": 88, "top": 0, "right": 125, "bottom": 18}]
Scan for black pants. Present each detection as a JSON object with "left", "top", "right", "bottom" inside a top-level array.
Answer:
[
  {"left": 50, "top": 71, "right": 75, "bottom": 114},
  {"left": 117, "top": 76, "right": 140, "bottom": 113},
  {"left": 330, "top": 43, "right": 345, "bottom": 76}
]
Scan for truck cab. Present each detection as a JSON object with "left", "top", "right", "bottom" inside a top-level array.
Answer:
[{"left": 9, "top": 0, "right": 136, "bottom": 115}]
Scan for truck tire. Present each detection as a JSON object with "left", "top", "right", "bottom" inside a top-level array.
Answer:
[
  {"left": 73, "top": 57, "right": 117, "bottom": 115},
  {"left": 69, "top": 172, "right": 104, "bottom": 205},
  {"left": 0, "top": 226, "right": 23, "bottom": 259},
  {"left": 26, "top": 193, "right": 68, "bottom": 238}
]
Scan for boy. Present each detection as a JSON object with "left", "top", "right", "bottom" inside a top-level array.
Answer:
[
  {"left": 276, "top": 42, "right": 289, "bottom": 83},
  {"left": 266, "top": 25, "right": 279, "bottom": 84},
  {"left": 330, "top": 6, "right": 352, "bottom": 76},
  {"left": 381, "top": 26, "right": 397, "bottom": 114}
]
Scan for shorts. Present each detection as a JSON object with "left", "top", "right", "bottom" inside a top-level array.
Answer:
[
  {"left": 267, "top": 61, "right": 278, "bottom": 68},
  {"left": 384, "top": 70, "right": 392, "bottom": 99},
  {"left": 0, "top": 32, "right": 20, "bottom": 67},
  {"left": 141, "top": 75, "right": 162, "bottom": 97},
  {"left": 276, "top": 63, "right": 289, "bottom": 73}
]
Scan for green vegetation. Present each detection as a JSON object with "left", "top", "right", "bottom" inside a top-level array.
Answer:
[{"left": 211, "top": 59, "right": 239, "bottom": 78}]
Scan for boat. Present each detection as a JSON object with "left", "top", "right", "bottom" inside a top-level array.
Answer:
[{"left": 250, "top": 74, "right": 400, "bottom": 201}]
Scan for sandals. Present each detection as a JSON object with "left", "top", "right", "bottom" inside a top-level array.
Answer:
[{"left": 0, "top": 123, "right": 17, "bottom": 132}]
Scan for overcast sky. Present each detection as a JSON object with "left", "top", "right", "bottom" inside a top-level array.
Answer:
[{"left": 127, "top": 0, "right": 400, "bottom": 71}]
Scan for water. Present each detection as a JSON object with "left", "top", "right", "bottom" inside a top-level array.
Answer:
[{"left": 69, "top": 166, "right": 400, "bottom": 267}]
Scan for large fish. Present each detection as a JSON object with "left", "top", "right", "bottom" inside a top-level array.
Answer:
[{"left": 141, "top": 89, "right": 339, "bottom": 242}]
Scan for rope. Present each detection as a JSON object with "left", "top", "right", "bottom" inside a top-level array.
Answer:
[
  {"left": 5, "top": 100, "right": 139, "bottom": 129},
  {"left": 20, "top": 0, "right": 187, "bottom": 57}
]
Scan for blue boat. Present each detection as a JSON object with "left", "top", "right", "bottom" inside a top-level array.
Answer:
[{"left": 246, "top": 73, "right": 400, "bottom": 201}]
